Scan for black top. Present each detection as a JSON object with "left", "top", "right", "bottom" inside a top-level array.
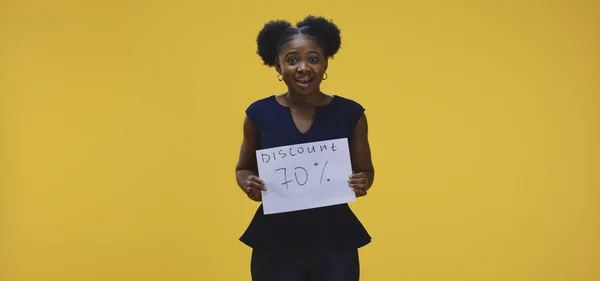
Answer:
[{"left": 239, "top": 95, "right": 372, "bottom": 252}]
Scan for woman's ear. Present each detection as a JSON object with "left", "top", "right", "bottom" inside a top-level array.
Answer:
[{"left": 274, "top": 59, "right": 282, "bottom": 74}]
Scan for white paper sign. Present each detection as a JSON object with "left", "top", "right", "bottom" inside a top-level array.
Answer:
[{"left": 256, "top": 138, "right": 356, "bottom": 215}]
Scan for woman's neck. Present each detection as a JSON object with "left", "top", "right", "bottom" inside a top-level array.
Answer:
[{"left": 285, "top": 90, "right": 328, "bottom": 108}]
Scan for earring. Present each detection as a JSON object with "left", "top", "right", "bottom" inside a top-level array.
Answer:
[
  {"left": 323, "top": 72, "right": 328, "bottom": 80},
  {"left": 277, "top": 74, "right": 283, "bottom": 81}
]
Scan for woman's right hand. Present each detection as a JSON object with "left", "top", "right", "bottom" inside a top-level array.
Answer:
[{"left": 244, "top": 175, "right": 266, "bottom": 202}]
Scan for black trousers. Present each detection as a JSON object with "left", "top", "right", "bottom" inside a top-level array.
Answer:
[{"left": 250, "top": 248, "right": 360, "bottom": 281}]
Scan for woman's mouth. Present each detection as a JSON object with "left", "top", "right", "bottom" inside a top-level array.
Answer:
[{"left": 295, "top": 77, "right": 313, "bottom": 89}]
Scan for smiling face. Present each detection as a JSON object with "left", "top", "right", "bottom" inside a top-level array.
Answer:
[{"left": 275, "top": 35, "right": 328, "bottom": 96}]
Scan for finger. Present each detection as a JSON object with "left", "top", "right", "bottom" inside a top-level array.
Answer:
[
  {"left": 354, "top": 188, "right": 367, "bottom": 197},
  {"left": 254, "top": 177, "right": 267, "bottom": 190},
  {"left": 246, "top": 179, "right": 267, "bottom": 191},
  {"left": 246, "top": 186, "right": 266, "bottom": 197},
  {"left": 246, "top": 186, "right": 260, "bottom": 194},
  {"left": 350, "top": 172, "right": 367, "bottom": 179},
  {"left": 349, "top": 184, "right": 368, "bottom": 190},
  {"left": 246, "top": 187, "right": 259, "bottom": 194},
  {"left": 248, "top": 175, "right": 266, "bottom": 185},
  {"left": 348, "top": 178, "right": 367, "bottom": 184},
  {"left": 246, "top": 176, "right": 266, "bottom": 187},
  {"left": 348, "top": 178, "right": 368, "bottom": 188},
  {"left": 247, "top": 192, "right": 262, "bottom": 202}
]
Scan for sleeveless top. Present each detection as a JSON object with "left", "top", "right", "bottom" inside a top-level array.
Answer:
[{"left": 239, "top": 94, "right": 372, "bottom": 252}]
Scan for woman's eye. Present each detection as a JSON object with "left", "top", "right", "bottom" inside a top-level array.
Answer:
[
  {"left": 309, "top": 56, "right": 319, "bottom": 63},
  {"left": 288, "top": 58, "right": 297, "bottom": 64}
]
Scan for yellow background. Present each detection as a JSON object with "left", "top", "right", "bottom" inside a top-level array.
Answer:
[{"left": 1, "top": 0, "right": 598, "bottom": 280}]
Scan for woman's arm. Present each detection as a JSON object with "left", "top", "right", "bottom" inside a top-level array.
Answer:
[
  {"left": 349, "top": 113, "right": 375, "bottom": 196},
  {"left": 235, "top": 115, "right": 265, "bottom": 201}
]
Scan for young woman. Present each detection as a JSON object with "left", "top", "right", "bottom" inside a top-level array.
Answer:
[{"left": 235, "top": 15, "right": 375, "bottom": 281}]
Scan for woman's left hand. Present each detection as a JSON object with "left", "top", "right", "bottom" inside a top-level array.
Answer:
[{"left": 348, "top": 172, "right": 370, "bottom": 197}]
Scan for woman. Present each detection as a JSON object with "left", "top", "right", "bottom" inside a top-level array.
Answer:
[{"left": 235, "top": 15, "right": 375, "bottom": 281}]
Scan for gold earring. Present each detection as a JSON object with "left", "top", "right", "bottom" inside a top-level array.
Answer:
[
  {"left": 323, "top": 72, "right": 328, "bottom": 80},
  {"left": 277, "top": 74, "right": 283, "bottom": 81}
]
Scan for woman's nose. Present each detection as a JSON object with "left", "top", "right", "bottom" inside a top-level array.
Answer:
[{"left": 296, "top": 62, "right": 310, "bottom": 73}]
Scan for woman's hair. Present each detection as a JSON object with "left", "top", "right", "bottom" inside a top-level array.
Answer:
[{"left": 256, "top": 15, "right": 341, "bottom": 67}]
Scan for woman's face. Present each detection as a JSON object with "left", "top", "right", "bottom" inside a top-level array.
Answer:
[{"left": 276, "top": 35, "right": 327, "bottom": 96}]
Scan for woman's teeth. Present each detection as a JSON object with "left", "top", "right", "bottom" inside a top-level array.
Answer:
[{"left": 295, "top": 78, "right": 312, "bottom": 88}]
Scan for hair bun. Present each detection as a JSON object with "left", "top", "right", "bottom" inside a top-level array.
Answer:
[
  {"left": 256, "top": 20, "right": 293, "bottom": 66},
  {"left": 296, "top": 15, "right": 341, "bottom": 58}
]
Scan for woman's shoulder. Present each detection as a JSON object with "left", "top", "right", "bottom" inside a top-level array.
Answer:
[
  {"left": 244, "top": 95, "right": 280, "bottom": 124},
  {"left": 245, "top": 95, "right": 280, "bottom": 114},
  {"left": 246, "top": 95, "right": 277, "bottom": 110},
  {"left": 332, "top": 95, "right": 365, "bottom": 112}
]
